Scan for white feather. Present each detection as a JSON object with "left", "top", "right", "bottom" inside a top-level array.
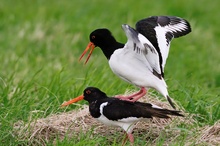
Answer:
[
  {"left": 151, "top": 104, "right": 163, "bottom": 109},
  {"left": 97, "top": 102, "right": 136, "bottom": 133},
  {"left": 154, "top": 26, "right": 171, "bottom": 70},
  {"left": 109, "top": 25, "right": 168, "bottom": 96},
  {"left": 154, "top": 19, "right": 190, "bottom": 70}
]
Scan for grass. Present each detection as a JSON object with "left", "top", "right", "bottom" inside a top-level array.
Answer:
[{"left": 0, "top": 0, "right": 220, "bottom": 145}]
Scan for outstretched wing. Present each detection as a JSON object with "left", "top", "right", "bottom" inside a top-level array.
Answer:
[
  {"left": 136, "top": 16, "right": 191, "bottom": 74},
  {"left": 122, "top": 24, "right": 163, "bottom": 79}
]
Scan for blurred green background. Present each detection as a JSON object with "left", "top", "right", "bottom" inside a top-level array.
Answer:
[{"left": 0, "top": 0, "right": 220, "bottom": 145}]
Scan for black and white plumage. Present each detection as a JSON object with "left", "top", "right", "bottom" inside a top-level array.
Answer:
[
  {"left": 79, "top": 16, "right": 191, "bottom": 109},
  {"left": 62, "top": 87, "right": 183, "bottom": 144},
  {"left": 136, "top": 16, "right": 191, "bottom": 76}
]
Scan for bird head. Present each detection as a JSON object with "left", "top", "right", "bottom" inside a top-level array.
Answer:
[
  {"left": 79, "top": 29, "right": 116, "bottom": 64},
  {"left": 61, "top": 87, "right": 107, "bottom": 106}
]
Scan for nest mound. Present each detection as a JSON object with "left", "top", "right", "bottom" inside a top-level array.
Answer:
[
  {"left": 13, "top": 93, "right": 220, "bottom": 145},
  {"left": 197, "top": 120, "right": 220, "bottom": 145}
]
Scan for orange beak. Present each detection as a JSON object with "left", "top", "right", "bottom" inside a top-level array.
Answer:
[
  {"left": 61, "top": 95, "right": 84, "bottom": 106},
  {"left": 79, "top": 42, "right": 96, "bottom": 64}
]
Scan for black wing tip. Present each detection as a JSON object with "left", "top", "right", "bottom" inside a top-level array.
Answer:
[
  {"left": 150, "top": 105, "right": 184, "bottom": 118},
  {"left": 176, "top": 20, "right": 191, "bottom": 38},
  {"left": 178, "top": 111, "right": 184, "bottom": 117},
  {"left": 169, "top": 110, "right": 184, "bottom": 117},
  {"left": 167, "top": 16, "right": 192, "bottom": 38},
  {"left": 152, "top": 69, "right": 163, "bottom": 79},
  {"left": 136, "top": 15, "right": 192, "bottom": 38}
]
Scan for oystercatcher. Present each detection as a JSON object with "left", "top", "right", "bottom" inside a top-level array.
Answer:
[
  {"left": 79, "top": 16, "right": 191, "bottom": 109},
  {"left": 62, "top": 87, "right": 183, "bottom": 144}
]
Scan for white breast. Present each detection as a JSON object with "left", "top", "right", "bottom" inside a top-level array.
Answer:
[
  {"left": 109, "top": 49, "right": 157, "bottom": 86},
  {"left": 109, "top": 49, "right": 168, "bottom": 96},
  {"left": 95, "top": 102, "right": 139, "bottom": 133}
]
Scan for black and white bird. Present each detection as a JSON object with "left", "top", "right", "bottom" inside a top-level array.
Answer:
[
  {"left": 79, "top": 16, "right": 191, "bottom": 109},
  {"left": 62, "top": 87, "right": 183, "bottom": 144}
]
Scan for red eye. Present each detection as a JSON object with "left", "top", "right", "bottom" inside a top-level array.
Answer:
[
  {"left": 92, "top": 35, "right": 95, "bottom": 39},
  {"left": 86, "top": 90, "right": 91, "bottom": 94}
]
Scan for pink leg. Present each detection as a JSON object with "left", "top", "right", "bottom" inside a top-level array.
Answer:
[
  {"left": 128, "top": 133, "right": 134, "bottom": 143},
  {"left": 115, "top": 87, "right": 147, "bottom": 102},
  {"left": 122, "top": 132, "right": 134, "bottom": 146},
  {"left": 129, "top": 87, "right": 147, "bottom": 102}
]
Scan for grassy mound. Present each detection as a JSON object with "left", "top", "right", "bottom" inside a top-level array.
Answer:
[{"left": 13, "top": 93, "right": 219, "bottom": 145}]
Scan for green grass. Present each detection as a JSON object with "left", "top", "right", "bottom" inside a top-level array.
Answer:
[{"left": 0, "top": 0, "right": 220, "bottom": 145}]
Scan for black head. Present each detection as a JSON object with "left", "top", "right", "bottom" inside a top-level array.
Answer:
[
  {"left": 89, "top": 29, "right": 117, "bottom": 48},
  {"left": 79, "top": 28, "right": 124, "bottom": 63},
  {"left": 83, "top": 87, "right": 108, "bottom": 103},
  {"left": 61, "top": 87, "right": 108, "bottom": 106}
]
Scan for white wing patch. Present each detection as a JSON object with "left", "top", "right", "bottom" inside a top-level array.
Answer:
[
  {"left": 97, "top": 102, "right": 136, "bottom": 133},
  {"left": 118, "top": 117, "right": 140, "bottom": 122},
  {"left": 99, "top": 102, "right": 108, "bottom": 115},
  {"left": 165, "top": 21, "right": 189, "bottom": 34},
  {"left": 151, "top": 104, "right": 163, "bottom": 109},
  {"left": 155, "top": 20, "right": 190, "bottom": 70},
  {"left": 122, "top": 24, "right": 163, "bottom": 76},
  {"left": 137, "top": 33, "right": 162, "bottom": 75},
  {"left": 154, "top": 26, "right": 170, "bottom": 71}
]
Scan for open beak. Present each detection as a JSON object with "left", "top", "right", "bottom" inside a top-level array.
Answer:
[
  {"left": 79, "top": 42, "right": 96, "bottom": 64},
  {"left": 61, "top": 95, "right": 84, "bottom": 106}
]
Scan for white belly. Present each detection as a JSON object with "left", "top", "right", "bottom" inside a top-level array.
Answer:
[
  {"left": 109, "top": 50, "right": 152, "bottom": 86},
  {"left": 108, "top": 49, "right": 167, "bottom": 94}
]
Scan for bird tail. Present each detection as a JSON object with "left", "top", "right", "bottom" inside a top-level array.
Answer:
[
  {"left": 166, "top": 95, "right": 176, "bottom": 109},
  {"left": 154, "top": 79, "right": 176, "bottom": 109},
  {"left": 149, "top": 105, "right": 183, "bottom": 118}
]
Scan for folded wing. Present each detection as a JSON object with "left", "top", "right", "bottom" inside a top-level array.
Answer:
[{"left": 102, "top": 99, "right": 183, "bottom": 121}]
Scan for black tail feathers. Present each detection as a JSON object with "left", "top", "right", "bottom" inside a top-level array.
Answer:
[
  {"left": 152, "top": 108, "right": 184, "bottom": 118},
  {"left": 167, "top": 95, "right": 176, "bottom": 109}
]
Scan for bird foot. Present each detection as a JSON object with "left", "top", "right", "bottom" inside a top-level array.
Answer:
[
  {"left": 115, "top": 95, "right": 135, "bottom": 101},
  {"left": 115, "top": 87, "right": 147, "bottom": 102},
  {"left": 122, "top": 132, "right": 134, "bottom": 146}
]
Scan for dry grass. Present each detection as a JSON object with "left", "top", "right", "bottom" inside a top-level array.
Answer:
[
  {"left": 13, "top": 92, "right": 220, "bottom": 145},
  {"left": 195, "top": 120, "right": 220, "bottom": 145}
]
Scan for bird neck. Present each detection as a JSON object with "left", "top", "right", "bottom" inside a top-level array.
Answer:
[
  {"left": 99, "top": 42, "right": 124, "bottom": 60},
  {"left": 89, "top": 100, "right": 101, "bottom": 118},
  {"left": 88, "top": 98, "right": 109, "bottom": 118}
]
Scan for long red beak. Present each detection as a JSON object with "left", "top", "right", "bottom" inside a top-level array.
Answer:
[
  {"left": 61, "top": 95, "right": 84, "bottom": 106},
  {"left": 79, "top": 42, "right": 96, "bottom": 64}
]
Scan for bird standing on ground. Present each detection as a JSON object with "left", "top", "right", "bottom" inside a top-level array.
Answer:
[
  {"left": 79, "top": 16, "right": 191, "bottom": 109},
  {"left": 62, "top": 87, "right": 183, "bottom": 145}
]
